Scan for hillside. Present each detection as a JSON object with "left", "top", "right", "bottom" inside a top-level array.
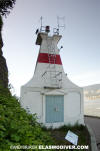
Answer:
[
  {"left": 83, "top": 84, "right": 100, "bottom": 91},
  {"left": 0, "top": 86, "right": 54, "bottom": 151},
  {"left": 83, "top": 84, "right": 100, "bottom": 99}
]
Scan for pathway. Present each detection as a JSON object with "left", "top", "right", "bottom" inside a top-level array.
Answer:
[{"left": 84, "top": 116, "right": 100, "bottom": 151}]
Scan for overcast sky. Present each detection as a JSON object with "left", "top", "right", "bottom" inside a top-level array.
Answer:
[{"left": 2, "top": 0, "right": 100, "bottom": 96}]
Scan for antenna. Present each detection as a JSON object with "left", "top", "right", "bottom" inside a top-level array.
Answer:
[
  {"left": 39, "top": 16, "right": 46, "bottom": 32},
  {"left": 40, "top": 16, "right": 43, "bottom": 31},
  {"left": 40, "top": 16, "right": 43, "bottom": 32},
  {"left": 57, "top": 16, "right": 65, "bottom": 33}
]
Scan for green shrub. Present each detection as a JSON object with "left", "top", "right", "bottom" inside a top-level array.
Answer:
[{"left": 0, "top": 86, "right": 54, "bottom": 151}]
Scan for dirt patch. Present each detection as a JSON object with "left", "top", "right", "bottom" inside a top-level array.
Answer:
[{"left": 47, "top": 125, "right": 91, "bottom": 151}]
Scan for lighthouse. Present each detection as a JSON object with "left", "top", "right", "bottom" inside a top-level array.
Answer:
[{"left": 20, "top": 25, "right": 84, "bottom": 128}]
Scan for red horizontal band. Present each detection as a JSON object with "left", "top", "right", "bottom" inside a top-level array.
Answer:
[{"left": 37, "top": 53, "right": 62, "bottom": 65}]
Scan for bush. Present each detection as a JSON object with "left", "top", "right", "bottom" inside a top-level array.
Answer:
[{"left": 0, "top": 86, "right": 54, "bottom": 151}]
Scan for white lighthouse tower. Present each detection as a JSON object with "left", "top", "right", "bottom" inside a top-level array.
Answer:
[{"left": 20, "top": 25, "right": 84, "bottom": 128}]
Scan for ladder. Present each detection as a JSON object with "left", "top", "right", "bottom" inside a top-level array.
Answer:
[
  {"left": 42, "top": 71, "right": 62, "bottom": 88},
  {"left": 47, "top": 38, "right": 56, "bottom": 68},
  {"left": 42, "top": 37, "right": 62, "bottom": 88}
]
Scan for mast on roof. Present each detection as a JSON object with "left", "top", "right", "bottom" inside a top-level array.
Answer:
[{"left": 57, "top": 16, "right": 65, "bottom": 34}]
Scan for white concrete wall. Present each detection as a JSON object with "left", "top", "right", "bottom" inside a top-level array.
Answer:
[
  {"left": 64, "top": 91, "right": 84, "bottom": 126},
  {"left": 20, "top": 91, "right": 43, "bottom": 123},
  {"left": 20, "top": 87, "right": 84, "bottom": 128},
  {"left": 23, "top": 63, "right": 79, "bottom": 90},
  {"left": 43, "top": 89, "right": 84, "bottom": 128},
  {"left": 20, "top": 32, "right": 84, "bottom": 128}
]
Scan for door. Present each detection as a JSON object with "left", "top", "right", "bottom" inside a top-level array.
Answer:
[{"left": 46, "top": 95, "right": 64, "bottom": 123}]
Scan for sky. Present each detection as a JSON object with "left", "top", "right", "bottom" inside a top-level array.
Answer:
[{"left": 2, "top": 0, "right": 100, "bottom": 96}]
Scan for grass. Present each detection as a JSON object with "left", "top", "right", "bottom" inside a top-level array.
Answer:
[{"left": 42, "top": 124, "right": 91, "bottom": 151}]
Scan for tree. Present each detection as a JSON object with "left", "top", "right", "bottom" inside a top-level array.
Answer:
[
  {"left": 0, "top": 0, "right": 16, "bottom": 88},
  {"left": 0, "top": 0, "right": 16, "bottom": 16}
]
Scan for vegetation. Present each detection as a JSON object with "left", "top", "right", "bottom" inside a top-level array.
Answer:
[
  {"left": 0, "top": 0, "right": 16, "bottom": 93},
  {"left": 42, "top": 124, "right": 91, "bottom": 151},
  {"left": 0, "top": 86, "right": 54, "bottom": 151},
  {"left": 0, "top": 0, "right": 16, "bottom": 89},
  {"left": 0, "top": 15, "right": 3, "bottom": 29},
  {"left": 0, "top": 0, "right": 16, "bottom": 16}
]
